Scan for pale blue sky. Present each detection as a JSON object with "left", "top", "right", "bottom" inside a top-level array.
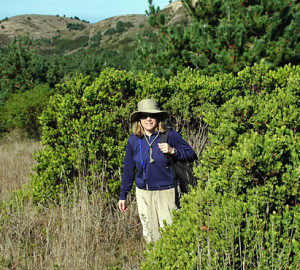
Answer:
[{"left": 1, "top": 0, "right": 172, "bottom": 23}]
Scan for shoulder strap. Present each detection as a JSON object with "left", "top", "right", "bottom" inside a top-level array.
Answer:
[
  {"left": 160, "top": 128, "right": 170, "bottom": 144},
  {"left": 160, "top": 129, "right": 174, "bottom": 166}
]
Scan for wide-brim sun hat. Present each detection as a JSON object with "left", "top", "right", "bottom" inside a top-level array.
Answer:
[{"left": 129, "top": 99, "right": 169, "bottom": 123}]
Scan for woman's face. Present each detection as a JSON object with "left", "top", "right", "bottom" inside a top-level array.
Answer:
[{"left": 140, "top": 114, "right": 158, "bottom": 135}]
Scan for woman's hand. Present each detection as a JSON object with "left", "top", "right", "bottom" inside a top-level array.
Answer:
[
  {"left": 118, "top": 200, "right": 128, "bottom": 212},
  {"left": 158, "top": 143, "right": 174, "bottom": 154}
]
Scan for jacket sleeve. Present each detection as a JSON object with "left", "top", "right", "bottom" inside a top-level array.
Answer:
[
  {"left": 168, "top": 129, "right": 197, "bottom": 162},
  {"left": 119, "top": 135, "right": 136, "bottom": 200}
]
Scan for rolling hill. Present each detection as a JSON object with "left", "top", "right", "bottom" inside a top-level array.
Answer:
[{"left": 0, "top": 1, "right": 188, "bottom": 54}]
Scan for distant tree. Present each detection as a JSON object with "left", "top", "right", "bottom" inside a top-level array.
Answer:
[
  {"left": 134, "top": 0, "right": 299, "bottom": 77},
  {"left": 116, "top": 21, "right": 134, "bottom": 33},
  {"left": 66, "top": 22, "right": 86, "bottom": 31},
  {"left": 142, "top": 29, "right": 157, "bottom": 40},
  {"left": 0, "top": 36, "right": 47, "bottom": 105},
  {"left": 44, "top": 55, "right": 66, "bottom": 88},
  {"left": 116, "top": 21, "right": 126, "bottom": 33},
  {"left": 104, "top": 27, "right": 117, "bottom": 35},
  {"left": 1, "top": 84, "right": 53, "bottom": 138},
  {"left": 104, "top": 21, "right": 134, "bottom": 35},
  {"left": 90, "top": 31, "right": 102, "bottom": 47}
]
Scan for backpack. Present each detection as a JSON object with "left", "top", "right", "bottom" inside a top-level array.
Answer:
[{"left": 160, "top": 129, "right": 197, "bottom": 193}]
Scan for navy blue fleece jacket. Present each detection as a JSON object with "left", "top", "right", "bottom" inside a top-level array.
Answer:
[{"left": 119, "top": 129, "right": 197, "bottom": 200}]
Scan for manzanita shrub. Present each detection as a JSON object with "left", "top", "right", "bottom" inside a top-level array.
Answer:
[
  {"left": 0, "top": 83, "right": 53, "bottom": 138},
  {"left": 142, "top": 64, "right": 300, "bottom": 269},
  {"left": 28, "top": 65, "right": 244, "bottom": 204},
  {"left": 26, "top": 64, "right": 299, "bottom": 267},
  {"left": 30, "top": 69, "right": 138, "bottom": 203},
  {"left": 29, "top": 68, "right": 176, "bottom": 204},
  {"left": 164, "top": 68, "right": 242, "bottom": 150}
]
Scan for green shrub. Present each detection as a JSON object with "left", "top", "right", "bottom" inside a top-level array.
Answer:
[
  {"left": 142, "top": 187, "right": 299, "bottom": 269},
  {"left": 66, "top": 22, "right": 86, "bottom": 31},
  {"left": 30, "top": 69, "right": 139, "bottom": 204},
  {"left": 90, "top": 31, "right": 102, "bottom": 47},
  {"left": 28, "top": 68, "right": 180, "bottom": 204},
  {"left": 104, "top": 27, "right": 117, "bottom": 35},
  {"left": 26, "top": 65, "right": 300, "bottom": 269},
  {"left": 142, "top": 29, "right": 156, "bottom": 40},
  {"left": 116, "top": 21, "right": 134, "bottom": 33},
  {"left": 50, "top": 36, "right": 89, "bottom": 52},
  {"left": 142, "top": 64, "right": 300, "bottom": 268},
  {"left": 104, "top": 21, "right": 134, "bottom": 36},
  {"left": 0, "top": 84, "right": 53, "bottom": 138}
]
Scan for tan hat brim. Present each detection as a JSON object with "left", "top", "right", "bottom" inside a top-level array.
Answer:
[{"left": 129, "top": 110, "right": 169, "bottom": 123}]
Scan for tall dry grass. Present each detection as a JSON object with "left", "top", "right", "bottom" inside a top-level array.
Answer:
[
  {"left": 0, "top": 133, "right": 40, "bottom": 201},
  {"left": 0, "top": 134, "right": 145, "bottom": 270}
]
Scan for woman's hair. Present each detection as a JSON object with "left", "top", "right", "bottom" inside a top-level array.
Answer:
[{"left": 132, "top": 116, "right": 167, "bottom": 137}]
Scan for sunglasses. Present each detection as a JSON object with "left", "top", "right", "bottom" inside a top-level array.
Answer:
[{"left": 139, "top": 114, "right": 158, "bottom": 120}]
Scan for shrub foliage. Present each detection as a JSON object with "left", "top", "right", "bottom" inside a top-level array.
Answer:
[
  {"left": 142, "top": 64, "right": 300, "bottom": 269},
  {"left": 27, "top": 63, "right": 300, "bottom": 267},
  {"left": 0, "top": 84, "right": 53, "bottom": 137}
]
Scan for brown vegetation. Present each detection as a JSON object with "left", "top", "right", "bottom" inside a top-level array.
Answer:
[
  {"left": 0, "top": 133, "right": 145, "bottom": 269},
  {"left": 0, "top": 131, "right": 40, "bottom": 201}
]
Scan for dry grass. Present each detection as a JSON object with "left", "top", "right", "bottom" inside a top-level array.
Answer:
[
  {"left": 0, "top": 134, "right": 40, "bottom": 201},
  {"left": 0, "top": 135, "right": 145, "bottom": 270}
]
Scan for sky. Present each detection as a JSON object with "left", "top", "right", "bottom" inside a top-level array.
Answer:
[{"left": 1, "top": 0, "right": 172, "bottom": 23}]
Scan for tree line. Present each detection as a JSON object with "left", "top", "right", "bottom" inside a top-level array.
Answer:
[{"left": 0, "top": 0, "right": 298, "bottom": 138}]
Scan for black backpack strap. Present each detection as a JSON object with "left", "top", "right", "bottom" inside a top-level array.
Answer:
[
  {"left": 160, "top": 128, "right": 181, "bottom": 208},
  {"left": 159, "top": 128, "right": 169, "bottom": 143},
  {"left": 160, "top": 129, "right": 174, "bottom": 166}
]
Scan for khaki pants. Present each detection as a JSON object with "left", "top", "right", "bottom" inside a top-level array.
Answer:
[{"left": 136, "top": 187, "right": 178, "bottom": 244}]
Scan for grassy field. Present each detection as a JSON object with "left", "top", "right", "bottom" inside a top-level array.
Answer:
[{"left": 0, "top": 133, "right": 145, "bottom": 270}]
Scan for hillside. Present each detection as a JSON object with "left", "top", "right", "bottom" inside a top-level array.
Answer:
[
  {"left": 0, "top": 15, "right": 90, "bottom": 46},
  {"left": 0, "top": 1, "right": 188, "bottom": 54}
]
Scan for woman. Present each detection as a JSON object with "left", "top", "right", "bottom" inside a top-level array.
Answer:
[{"left": 118, "top": 98, "right": 197, "bottom": 244}]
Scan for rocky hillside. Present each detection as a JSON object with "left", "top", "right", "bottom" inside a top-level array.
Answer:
[{"left": 0, "top": 1, "right": 188, "bottom": 53}]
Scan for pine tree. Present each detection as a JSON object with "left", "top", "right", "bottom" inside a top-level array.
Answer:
[
  {"left": 134, "top": 0, "right": 299, "bottom": 77},
  {"left": 0, "top": 36, "right": 47, "bottom": 104}
]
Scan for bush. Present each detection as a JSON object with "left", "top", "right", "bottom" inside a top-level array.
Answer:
[
  {"left": 90, "top": 31, "right": 102, "bottom": 47},
  {"left": 66, "top": 22, "right": 86, "bottom": 31},
  {"left": 0, "top": 84, "right": 53, "bottom": 138},
  {"left": 116, "top": 21, "right": 134, "bottom": 33},
  {"left": 104, "top": 27, "right": 117, "bottom": 35},
  {"left": 142, "top": 64, "right": 300, "bottom": 268},
  {"left": 104, "top": 21, "right": 134, "bottom": 36},
  {"left": 142, "top": 187, "right": 300, "bottom": 269},
  {"left": 28, "top": 68, "right": 179, "bottom": 204},
  {"left": 30, "top": 69, "right": 139, "bottom": 204},
  {"left": 25, "top": 66, "right": 299, "bottom": 269},
  {"left": 50, "top": 36, "right": 89, "bottom": 52}
]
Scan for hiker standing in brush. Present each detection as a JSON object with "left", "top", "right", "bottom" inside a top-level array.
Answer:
[{"left": 118, "top": 98, "right": 197, "bottom": 244}]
